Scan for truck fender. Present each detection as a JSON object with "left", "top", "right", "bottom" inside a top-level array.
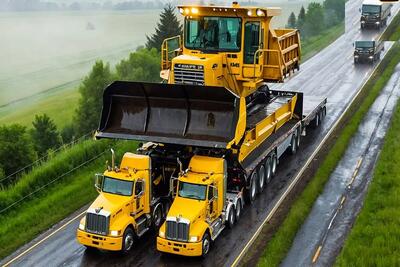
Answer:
[
  {"left": 224, "top": 202, "right": 235, "bottom": 222},
  {"left": 113, "top": 216, "right": 136, "bottom": 236}
]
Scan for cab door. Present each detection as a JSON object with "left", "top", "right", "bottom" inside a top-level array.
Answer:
[
  {"left": 242, "top": 21, "right": 262, "bottom": 78},
  {"left": 133, "top": 179, "right": 145, "bottom": 218},
  {"left": 207, "top": 185, "right": 218, "bottom": 221}
]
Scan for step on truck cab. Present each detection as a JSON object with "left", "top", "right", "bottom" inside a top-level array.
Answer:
[
  {"left": 360, "top": 0, "right": 392, "bottom": 29},
  {"left": 76, "top": 143, "right": 190, "bottom": 253},
  {"left": 354, "top": 39, "right": 384, "bottom": 64},
  {"left": 157, "top": 155, "right": 243, "bottom": 257}
]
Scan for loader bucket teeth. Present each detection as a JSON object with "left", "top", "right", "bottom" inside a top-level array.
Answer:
[{"left": 97, "top": 81, "right": 240, "bottom": 148}]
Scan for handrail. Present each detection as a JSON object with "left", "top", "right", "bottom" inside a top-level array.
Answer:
[
  {"left": 252, "top": 48, "right": 283, "bottom": 79},
  {"left": 161, "top": 35, "right": 182, "bottom": 71}
]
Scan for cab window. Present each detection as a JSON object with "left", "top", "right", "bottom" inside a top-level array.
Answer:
[{"left": 244, "top": 21, "right": 260, "bottom": 64}]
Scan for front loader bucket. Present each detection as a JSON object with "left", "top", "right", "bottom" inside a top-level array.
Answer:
[{"left": 96, "top": 81, "right": 240, "bottom": 148}]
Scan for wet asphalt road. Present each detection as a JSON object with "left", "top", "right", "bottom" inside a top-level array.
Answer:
[{"left": 2, "top": 1, "right": 400, "bottom": 266}]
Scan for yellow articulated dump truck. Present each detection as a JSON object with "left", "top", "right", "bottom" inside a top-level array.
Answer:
[{"left": 79, "top": 2, "right": 327, "bottom": 256}]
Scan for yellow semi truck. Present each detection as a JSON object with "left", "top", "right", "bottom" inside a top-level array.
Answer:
[{"left": 79, "top": 2, "right": 327, "bottom": 256}]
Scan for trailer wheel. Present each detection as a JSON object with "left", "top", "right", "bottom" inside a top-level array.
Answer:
[
  {"left": 265, "top": 157, "right": 272, "bottom": 184},
  {"left": 296, "top": 127, "right": 301, "bottom": 148},
  {"left": 235, "top": 199, "right": 242, "bottom": 220},
  {"left": 271, "top": 154, "right": 277, "bottom": 177},
  {"left": 258, "top": 164, "right": 266, "bottom": 193},
  {"left": 245, "top": 172, "right": 258, "bottom": 204},
  {"left": 202, "top": 232, "right": 211, "bottom": 257},
  {"left": 227, "top": 206, "right": 235, "bottom": 229},
  {"left": 290, "top": 134, "right": 297, "bottom": 155},
  {"left": 313, "top": 113, "right": 320, "bottom": 128}
]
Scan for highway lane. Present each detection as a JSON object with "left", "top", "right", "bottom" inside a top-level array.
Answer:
[{"left": 2, "top": 2, "right": 399, "bottom": 266}]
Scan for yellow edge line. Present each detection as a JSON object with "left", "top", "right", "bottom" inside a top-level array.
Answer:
[
  {"left": 230, "top": 41, "right": 389, "bottom": 267},
  {"left": 2, "top": 210, "right": 86, "bottom": 267}
]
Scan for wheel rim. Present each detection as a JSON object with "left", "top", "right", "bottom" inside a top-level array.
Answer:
[
  {"left": 316, "top": 114, "right": 319, "bottom": 126},
  {"left": 296, "top": 131, "right": 301, "bottom": 147},
  {"left": 259, "top": 165, "right": 265, "bottom": 190},
  {"left": 154, "top": 207, "right": 162, "bottom": 227},
  {"left": 236, "top": 201, "right": 241, "bottom": 218},
  {"left": 124, "top": 232, "right": 134, "bottom": 251},
  {"left": 230, "top": 209, "right": 235, "bottom": 225},
  {"left": 291, "top": 135, "right": 296, "bottom": 153},
  {"left": 251, "top": 174, "right": 257, "bottom": 200},
  {"left": 265, "top": 159, "right": 271, "bottom": 183},
  {"left": 203, "top": 237, "right": 210, "bottom": 255},
  {"left": 272, "top": 156, "right": 277, "bottom": 175}
]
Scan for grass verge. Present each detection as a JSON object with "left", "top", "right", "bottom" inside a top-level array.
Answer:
[
  {"left": 0, "top": 140, "right": 136, "bottom": 259},
  {"left": 0, "top": 83, "right": 79, "bottom": 129},
  {"left": 380, "top": 11, "right": 400, "bottom": 41},
  {"left": 335, "top": 68, "right": 400, "bottom": 266},
  {"left": 302, "top": 22, "right": 344, "bottom": 61},
  {"left": 257, "top": 42, "right": 400, "bottom": 267}
]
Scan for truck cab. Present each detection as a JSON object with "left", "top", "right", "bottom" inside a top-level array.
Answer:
[
  {"left": 77, "top": 144, "right": 185, "bottom": 253},
  {"left": 157, "top": 155, "right": 243, "bottom": 257},
  {"left": 354, "top": 40, "right": 383, "bottom": 64},
  {"left": 360, "top": 0, "right": 392, "bottom": 29}
]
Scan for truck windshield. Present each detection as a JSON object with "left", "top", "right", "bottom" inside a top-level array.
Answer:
[
  {"left": 185, "top": 16, "right": 241, "bottom": 52},
  {"left": 362, "top": 5, "right": 380, "bottom": 14},
  {"left": 178, "top": 182, "right": 207, "bottom": 200},
  {"left": 102, "top": 177, "right": 133, "bottom": 196},
  {"left": 355, "top": 41, "right": 374, "bottom": 48}
]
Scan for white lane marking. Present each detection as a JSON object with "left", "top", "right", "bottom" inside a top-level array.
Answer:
[{"left": 2, "top": 210, "right": 86, "bottom": 267}]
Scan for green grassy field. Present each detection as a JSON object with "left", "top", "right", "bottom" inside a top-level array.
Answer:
[
  {"left": 257, "top": 43, "right": 400, "bottom": 267},
  {"left": 0, "top": 140, "right": 135, "bottom": 259},
  {"left": 0, "top": 82, "right": 80, "bottom": 129}
]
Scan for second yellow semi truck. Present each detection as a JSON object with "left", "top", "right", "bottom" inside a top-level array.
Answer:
[{"left": 77, "top": 2, "right": 327, "bottom": 256}]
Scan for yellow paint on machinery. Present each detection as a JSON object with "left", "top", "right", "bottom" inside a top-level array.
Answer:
[{"left": 161, "top": 3, "right": 301, "bottom": 97}]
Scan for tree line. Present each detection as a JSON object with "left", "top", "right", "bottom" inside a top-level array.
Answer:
[
  {"left": 0, "top": 4, "right": 182, "bottom": 185},
  {"left": 287, "top": 0, "right": 345, "bottom": 38}
]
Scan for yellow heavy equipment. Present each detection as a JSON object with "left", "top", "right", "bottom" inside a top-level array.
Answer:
[{"left": 81, "top": 2, "right": 327, "bottom": 256}]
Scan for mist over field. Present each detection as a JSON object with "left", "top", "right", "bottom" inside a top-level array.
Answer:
[{"left": 0, "top": 0, "right": 320, "bottom": 109}]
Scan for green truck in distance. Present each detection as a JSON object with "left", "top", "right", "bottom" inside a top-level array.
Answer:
[
  {"left": 360, "top": 0, "right": 392, "bottom": 29},
  {"left": 354, "top": 40, "right": 384, "bottom": 64}
]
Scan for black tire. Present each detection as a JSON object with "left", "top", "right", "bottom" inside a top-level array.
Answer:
[
  {"left": 258, "top": 164, "right": 266, "bottom": 193},
  {"left": 271, "top": 153, "right": 277, "bottom": 177},
  {"left": 296, "top": 128, "right": 301, "bottom": 148},
  {"left": 313, "top": 113, "right": 320, "bottom": 128},
  {"left": 265, "top": 157, "right": 272, "bottom": 184},
  {"left": 235, "top": 199, "right": 242, "bottom": 221},
  {"left": 290, "top": 134, "right": 297, "bottom": 155},
  {"left": 245, "top": 172, "right": 258, "bottom": 204},
  {"left": 227, "top": 207, "right": 235, "bottom": 229},
  {"left": 152, "top": 204, "right": 163, "bottom": 230},
  {"left": 84, "top": 245, "right": 97, "bottom": 252},
  {"left": 121, "top": 227, "right": 135, "bottom": 253},
  {"left": 201, "top": 232, "right": 211, "bottom": 257}
]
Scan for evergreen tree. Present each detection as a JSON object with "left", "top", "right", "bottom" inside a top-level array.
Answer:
[
  {"left": 287, "top": 12, "right": 297, "bottom": 28},
  {"left": 31, "top": 114, "right": 61, "bottom": 157},
  {"left": 74, "top": 61, "right": 114, "bottom": 136},
  {"left": 297, "top": 6, "right": 306, "bottom": 30},
  {"left": 61, "top": 123, "right": 75, "bottom": 144},
  {"left": 0, "top": 124, "right": 36, "bottom": 177},
  {"left": 304, "top": 3, "right": 325, "bottom": 37},
  {"left": 146, "top": 3, "right": 182, "bottom": 51},
  {"left": 116, "top": 48, "right": 160, "bottom": 82}
]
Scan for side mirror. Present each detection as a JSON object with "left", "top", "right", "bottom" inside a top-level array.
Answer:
[
  {"left": 170, "top": 177, "right": 178, "bottom": 197},
  {"left": 359, "top": 8, "right": 361, "bottom": 12},
  {"left": 94, "top": 174, "right": 103, "bottom": 192},
  {"left": 352, "top": 42, "right": 355, "bottom": 47},
  {"left": 134, "top": 179, "right": 145, "bottom": 197}
]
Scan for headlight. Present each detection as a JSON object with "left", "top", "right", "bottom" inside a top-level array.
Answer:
[
  {"left": 110, "top": 230, "right": 119, "bottom": 237},
  {"left": 355, "top": 55, "right": 359, "bottom": 58},
  {"left": 376, "top": 22, "right": 380, "bottom": 24},
  {"left": 369, "top": 56, "right": 374, "bottom": 59},
  {"left": 79, "top": 223, "right": 85, "bottom": 230},
  {"left": 189, "top": 236, "right": 199, "bottom": 242},
  {"left": 159, "top": 231, "right": 165, "bottom": 238}
]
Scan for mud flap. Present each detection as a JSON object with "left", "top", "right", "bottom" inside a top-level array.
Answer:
[{"left": 96, "top": 81, "right": 240, "bottom": 148}]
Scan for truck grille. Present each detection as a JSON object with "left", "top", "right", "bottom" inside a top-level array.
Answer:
[
  {"left": 166, "top": 220, "right": 189, "bottom": 241},
  {"left": 85, "top": 212, "right": 110, "bottom": 236},
  {"left": 174, "top": 64, "right": 204, "bottom": 85}
]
